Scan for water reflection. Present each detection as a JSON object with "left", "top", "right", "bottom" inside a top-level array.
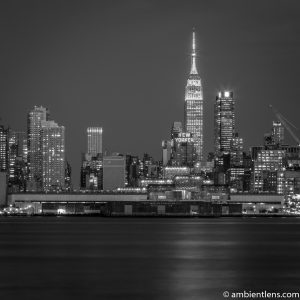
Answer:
[{"left": 0, "top": 218, "right": 300, "bottom": 299}]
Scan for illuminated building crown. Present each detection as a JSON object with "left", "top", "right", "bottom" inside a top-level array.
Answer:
[{"left": 190, "top": 30, "right": 198, "bottom": 75}]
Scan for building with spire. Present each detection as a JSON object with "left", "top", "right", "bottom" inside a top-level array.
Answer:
[{"left": 184, "top": 30, "right": 204, "bottom": 162}]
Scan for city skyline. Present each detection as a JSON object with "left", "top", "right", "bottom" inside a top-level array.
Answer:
[
  {"left": 2, "top": 2, "right": 300, "bottom": 299},
  {"left": 1, "top": 0, "right": 300, "bottom": 186}
]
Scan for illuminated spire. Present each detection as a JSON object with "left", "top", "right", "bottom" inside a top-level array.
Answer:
[{"left": 190, "top": 29, "right": 198, "bottom": 75}]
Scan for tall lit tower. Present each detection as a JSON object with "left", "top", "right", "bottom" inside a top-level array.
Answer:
[
  {"left": 0, "top": 125, "right": 8, "bottom": 172},
  {"left": 27, "top": 106, "right": 49, "bottom": 190},
  {"left": 184, "top": 30, "right": 204, "bottom": 161},
  {"left": 214, "top": 91, "right": 235, "bottom": 154},
  {"left": 81, "top": 127, "right": 103, "bottom": 191},
  {"left": 87, "top": 127, "right": 103, "bottom": 156},
  {"left": 41, "top": 120, "right": 65, "bottom": 191}
]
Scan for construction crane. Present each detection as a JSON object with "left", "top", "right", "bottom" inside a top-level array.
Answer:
[{"left": 269, "top": 105, "right": 300, "bottom": 146}]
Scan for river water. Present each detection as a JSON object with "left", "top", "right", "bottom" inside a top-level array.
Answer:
[{"left": 0, "top": 217, "right": 300, "bottom": 299}]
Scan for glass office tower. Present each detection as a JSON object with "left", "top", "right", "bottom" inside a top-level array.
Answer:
[
  {"left": 214, "top": 91, "right": 235, "bottom": 154},
  {"left": 87, "top": 127, "right": 103, "bottom": 156}
]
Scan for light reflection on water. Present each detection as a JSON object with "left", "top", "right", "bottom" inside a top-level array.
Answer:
[{"left": 0, "top": 217, "right": 300, "bottom": 300}]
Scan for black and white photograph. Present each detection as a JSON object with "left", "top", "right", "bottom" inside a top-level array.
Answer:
[{"left": 1, "top": 1, "right": 300, "bottom": 299}]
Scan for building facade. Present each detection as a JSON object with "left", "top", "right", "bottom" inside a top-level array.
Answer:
[
  {"left": 230, "top": 133, "right": 244, "bottom": 167},
  {"left": 80, "top": 153, "right": 103, "bottom": 190},
  {"left": 172, "top": 132, "right": 197, "bottom": 167},
  {"left": 163, "top": 166, "right": 190, "bottom": 180},
  {"left": 80, "top": 127, "right": 104, "bottom": 191},
  {"left": 253, "top": 149, "right": 285, "bottom": 192},
  {"left": 214, "top": 91, "right": 235, "bottom": 154},
  {"left": 7, "top": 130, "right": 27, "bottom": 192},
  {"left": 27, "top": 106, "right": 49, "bottom": 190},
  {"left": 125, "top": 154, "right": 140, "bottom": 187},
  {"left": 0, "top": 125, "right": 8, "bottom": 172},
  {"left": 184, "top": 30, "right": 204, "bottom": 161},
  {"left": 87, "top": 127, "right": 103, "bottom": 156},
  {"left": 162, "top": 140, "right": 172, "bottom": 166},
  {"left": 272, "top": 121, "right": 284, "bottom": 147},
  {"left": 41, "top": 120, "right": 65, "bottom": 191},
  {"left": 103, "top": 155, "right": 125, "bottom": 190}
]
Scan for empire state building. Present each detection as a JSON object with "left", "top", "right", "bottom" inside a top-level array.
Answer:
[{"left": 184, "top": 30, "right": 204, "bottom": 161}]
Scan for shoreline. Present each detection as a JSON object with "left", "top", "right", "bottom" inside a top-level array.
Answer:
[{"left": 0, "top": 213, "right": 299, "bottom": 218}]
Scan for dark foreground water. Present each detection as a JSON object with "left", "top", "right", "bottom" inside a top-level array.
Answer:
[{"left": 0, "top": 217, "right": 300, "bottom": 300}]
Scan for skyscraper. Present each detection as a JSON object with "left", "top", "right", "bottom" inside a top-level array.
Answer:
[
  {"left": 214, "top": 91, "right": 235, "bottom": 154},
  {"left": 27, "top": 106, "right": 49, "bottom": 190},
  {"left": 13, "top": 132, "right": 28, "bottom": 162},
  {"left": 7, "top": 131, "right": 27, "bottom": 192},
  {"left": 81, "top": 127, "right": 103, "bottom": 191},
  {"left": 8, "top": 131, "right": 18, "bottom": 186},
  {"left": 230, "top": 133, "right": 244, "bottom": 167},
  {"left": 184, "top": 30, "right": 204, "bottom": 161},
  {"left": 272, "top": 121, "right": 284, "bottom": 147},
  {"left": 172, "top": 132, "right": 197, "bottom": 167},
  {"left": 41, "top": 120, "right": 65, "bottom": 191},
  {"left": 87, "top": 127, "right": 103, "bottom": 156},
  {"left": 0, "top": 125, "right": 8, "bottom": 172}
]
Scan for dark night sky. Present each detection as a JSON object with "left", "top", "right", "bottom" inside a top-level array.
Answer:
[{"left": 1, "top": 0, "right": 300, "bottom": 187}]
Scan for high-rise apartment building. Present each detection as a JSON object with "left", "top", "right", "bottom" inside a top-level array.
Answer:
[
  {"left": 272, "top": 121, "right": 284, "bottom": 147},
  {"left": 226, "top": 133, "right": 246, "bottom": 192},
  {"left": 253, "top": 149, "right": 285, "bottom": 192},
  {"left": 8, "top": 131, "right": 18, "bottom": 186},
  {"left": 14, "top": 132, "right": 28, "bottom": 162},
  {"left": 41, "top": 120, "right": 65, "bottom": 191},
  {"left": 0, "top": 126, "right": 8, "bottom": 172},
  {"left": 87, "top": 127, "right": 103, "bottom": 156},
  {"left": 230, "top": 133, "right": 244, "bottom": 167},
  {"left": 214, "top": 91, "right": 235, "bottom": 154},
  {"left": 7, "top": 131, "right": 28, "bottom": 192},
  {"left": 27, "top": 106, "right": 49, "bottom": 190},
  {"left": 184, "top": 30, "right": 204, "bottom": 161}
]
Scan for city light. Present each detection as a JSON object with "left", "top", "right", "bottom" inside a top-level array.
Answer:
[{"left": 0, "top": 29, "right": 299, "bottom": 218}]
